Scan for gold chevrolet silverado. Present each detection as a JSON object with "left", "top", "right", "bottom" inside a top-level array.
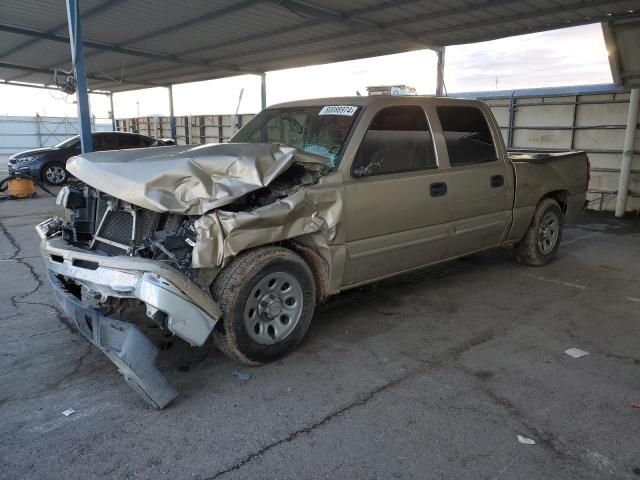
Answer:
[{"left": 37, "top": 96, "right": 589, "bottom": 407}]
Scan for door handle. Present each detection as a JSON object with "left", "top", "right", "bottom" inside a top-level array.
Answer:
[
  {"left": 429, "top": 182, "right": 447, "bottom": 197},
  {"left": 490, "top": 175, "right": 504, "bottom": 188}
]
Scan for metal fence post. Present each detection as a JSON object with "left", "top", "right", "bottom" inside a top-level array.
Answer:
[
  {"left": 168, "top": 85, "right": 176, "bottom": 140},
  {"left": 436, "top": 48, "right": 446, "bottom": 96},
  {"left": 261, "top": 73, "right": 267, "bottom": 110},
  {"left": 35, "top": 113, "right": 43, "bottom": 147},
  {"left": 110, "top": 92, "right": 116, "bottom": 131},
  {"left": 615, "top": 87, "right": 640, "bottom": 217}
]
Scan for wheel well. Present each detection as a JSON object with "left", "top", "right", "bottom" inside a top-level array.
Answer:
[
  {"left": 284, "top": 240, "right": 330, "bottom": 304},
  {"left": 216, "top": 241, "right": 330, "bottom": 304},
  {"left": 542, "top": 190, "right": 568, "bottom": 213}
]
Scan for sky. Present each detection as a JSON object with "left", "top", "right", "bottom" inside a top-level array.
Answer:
[{"left": 0, "top": 23, "right": 612, "bottom": 119}]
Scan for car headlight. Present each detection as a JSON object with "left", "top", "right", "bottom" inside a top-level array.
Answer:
[{"left": 14, "top": 155, "right": 37, "bottom": 164}]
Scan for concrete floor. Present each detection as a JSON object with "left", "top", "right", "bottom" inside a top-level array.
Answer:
[{"left": 1, "top": 191, "right": 639, "bottom": 480}]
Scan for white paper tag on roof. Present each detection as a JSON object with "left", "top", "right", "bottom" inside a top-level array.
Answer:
[{"left": 319, "top": 105, "right": 358, "bottom": 116}]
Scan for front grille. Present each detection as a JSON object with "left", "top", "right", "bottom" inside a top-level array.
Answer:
[{"left": 93, "top": 194, "right": 161, "bottom": 255}]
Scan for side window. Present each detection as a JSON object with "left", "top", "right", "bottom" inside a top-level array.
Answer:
[
  {"left": 118, "top": 134, "right": 142, "bottom": 148},
  {"left": 436, "top": 106, "right": 497, "bottom": 166},
  {"left": 93, "top": 133, "right": 117, "bottom": 151},
  {"left": 139, "top": 135, "right": 155, "bottom": 147},
  {"left": 352, "top": 105, "right": 436, "bottom": 177}
]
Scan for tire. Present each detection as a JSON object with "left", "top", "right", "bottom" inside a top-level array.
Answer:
[
  {"left": 514, "top": 198, "right": 564, "bottom": 266},
  {"left": 42, "top": 162, "right": 68, "bottom": 185},
  {"left": 211, "top": 246, "right": 316, "bottom": 365}
]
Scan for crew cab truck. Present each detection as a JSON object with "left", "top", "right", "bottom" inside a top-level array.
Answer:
[{"left": 38, "top": 96, "right": 589, "bottom": 407}]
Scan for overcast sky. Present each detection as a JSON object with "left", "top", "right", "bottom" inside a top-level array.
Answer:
[{"left": 0, "top": 23, "right": 612, "bottom": 119}]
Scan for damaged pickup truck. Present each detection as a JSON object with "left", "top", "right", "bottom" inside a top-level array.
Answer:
[{"left": 38, "top": 96, "right": 589, "bottom": 408}]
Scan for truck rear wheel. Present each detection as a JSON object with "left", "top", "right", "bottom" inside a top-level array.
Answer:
[
  {"left": 211, "top": 246, "right": 316, "bottom": 365},
  {"left": 514, "top": 198, "right": 564, "bottom": 266}
]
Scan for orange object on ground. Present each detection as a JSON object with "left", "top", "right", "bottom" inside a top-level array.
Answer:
[{"left": 7, "top": 177, "right": 36, "bottom": 198}]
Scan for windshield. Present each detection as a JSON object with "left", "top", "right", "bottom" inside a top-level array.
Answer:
[
  {"left": 230, "top": 106, "right": 360, "bottom": 167},
  {"left": 55, "top": 135, "right": 80, "bottom": 149}
]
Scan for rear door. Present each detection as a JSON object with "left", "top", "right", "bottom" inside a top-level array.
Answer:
[
  {"left": 433, "top": 104, "right": 514, "bottom": 257},
  {"left": 343, "top": 104, "right": 451, "bottom": 286}
]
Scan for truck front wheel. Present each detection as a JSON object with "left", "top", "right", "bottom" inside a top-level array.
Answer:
[
  {"left": 211, "top": 246, "right": 316, "bottom": 365},
  {"left": 514, "top": 198, "right": 564, "bottom": 266}
]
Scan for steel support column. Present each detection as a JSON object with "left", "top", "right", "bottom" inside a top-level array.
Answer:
[
  {"left": 65, "top": 0, "right": 92, "bottom": 153},
  {"left": 109, "top": 92, "right": 116, "bottom": 131},
  {"left": 168, "top": 85, "right": 176, "bottom": 140},
  {"left": 615, "top": 87, "right": 640, "bottom": 217},
  {"left": 260, "top": 73, "right": 267, "bottom": 110},
  {"left": 436, "top": 47, "right": 445, "bottom": 97}
]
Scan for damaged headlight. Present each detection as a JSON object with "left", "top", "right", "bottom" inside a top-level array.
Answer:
[
  {"left": 35, "top": 217, "right": 63, "bottom": 239},
  {"left": 56, "top": 186, "right": 86, "bottom": 209}
]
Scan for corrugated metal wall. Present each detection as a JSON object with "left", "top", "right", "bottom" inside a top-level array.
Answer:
[
  {"left": 0, "top": 115, "right": 112, "bottom": 155},
  {"left": 116, "top": 114, "right": 256, "bottom": 145}
]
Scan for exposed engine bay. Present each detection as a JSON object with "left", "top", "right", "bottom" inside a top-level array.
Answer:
[{"left": 58, "top": 185, "right": 196, "bottom": 273}]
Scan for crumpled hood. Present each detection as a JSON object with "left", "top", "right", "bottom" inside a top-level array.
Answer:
[{"left": 66, "top": 142, "right": 332, "bottom": 215}]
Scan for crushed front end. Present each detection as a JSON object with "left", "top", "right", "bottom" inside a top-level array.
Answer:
[{"left": 39, "top": 185, "right": 222, "bottom": 408}]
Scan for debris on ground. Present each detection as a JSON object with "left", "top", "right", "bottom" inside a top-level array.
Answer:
[
  {"left": 564, "top": 348, "right": 589, "bottom": 358},
  {"left": 631, "top": 402, "right": 640, "bottom": 409},
  {"left": 62, "top": 408, "right": 76, "bottom": 417},
  {"left": 232, "top": 371, "right": 251, "bottom": 381},
  {"left": 517, "top": 435, "right": 536, "bottom": 445}
]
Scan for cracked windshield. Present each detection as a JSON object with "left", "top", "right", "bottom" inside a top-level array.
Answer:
[{"left": 230, "top": 106, "right": 360, "bottom": 167}]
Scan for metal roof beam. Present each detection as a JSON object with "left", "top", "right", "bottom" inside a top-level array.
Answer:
[
  {"left": 131, "top": 30, "right": 367, "bottom": 80},
  {"left": 0, "top": 0, "right": 126, "bottom": 59},
  {"left": 271, "top": 0, "right": 438, "bottom": 50},
  {"left": 0, "top": 79, "right": 111, "bottom": 95},
  {"left": 423, "top": 9, "right": 640, "bottom": 45},
  {"left": 0, "top": 23, "right": 256, "bottom": 74},
  {"left": 0, "top": 61, "right": 154, "bottom": 88},
  {"left": 384, "top": 0, "right": 530, "bottom": 28},
  {"left": 416, "top": 0, "right": 635, "bottom": 40},
  {"left": 106, "top": 0, "right": 266, "bottom": 48}
]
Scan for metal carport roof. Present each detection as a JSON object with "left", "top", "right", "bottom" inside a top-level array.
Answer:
[{"left": 1, "top": 0, "right": 640, "bottom": 92}]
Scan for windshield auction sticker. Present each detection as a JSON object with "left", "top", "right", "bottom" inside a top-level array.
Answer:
[{"left": 318, "top": 105, "right": 358, "bottom": 116}]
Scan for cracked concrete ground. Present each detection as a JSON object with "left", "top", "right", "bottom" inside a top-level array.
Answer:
[{"left": 1, "top": 190, "right": 639, "bottom": 480}]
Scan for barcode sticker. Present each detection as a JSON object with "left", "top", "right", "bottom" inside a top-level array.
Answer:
[{"left": 318, "top": 105, "right": 358, "bottom": 116}]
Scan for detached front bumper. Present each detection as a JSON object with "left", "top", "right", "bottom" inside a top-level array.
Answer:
[
  {"left": 49, "top": 272, "right": 178, "bottom": 408},
  {"left": 42, "top": 236, "right": 222, "bottom": 407}
]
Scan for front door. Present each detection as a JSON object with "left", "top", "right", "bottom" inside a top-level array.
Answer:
[{"left": 343, "top": 105, "right": 451, "bottom": 286}]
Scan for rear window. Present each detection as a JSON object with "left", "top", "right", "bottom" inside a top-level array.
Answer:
[{"left": 436, "top": 106, "right": 497, "bottom": 166}]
